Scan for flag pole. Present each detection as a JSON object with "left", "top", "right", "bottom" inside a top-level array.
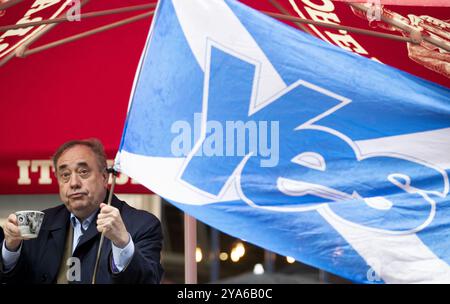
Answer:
[
  {"left": 91, "top": 166, "right": 117, "bottom": 284},
  {"left": 184, "top": 213, "right": 197, "bottom": 284}
]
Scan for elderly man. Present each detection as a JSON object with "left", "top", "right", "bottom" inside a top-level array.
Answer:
[{"left": 0, "top": 139, "right": 163, "bottom": 284}]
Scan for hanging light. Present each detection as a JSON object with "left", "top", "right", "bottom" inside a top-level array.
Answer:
[
  {"left": 253, "top": 263, "right": 264, "bottom": 275},
  {"left": 196, "top": 247, "right": 203, "bottom": 263},
  {"left": 235, "top": 242, "right": 245, "bottom": 258},
  {"left": 230, "top": 240, "right": 246, "bottom": 262},
  {"left": 230, "top": 249, "right": 240, "bottom": 262},
  {"left": 219, "top": 252, "right": 228, "bottom": 261},
  {"left": 286, "top": 256, "right": 295, "bottom": 264}
]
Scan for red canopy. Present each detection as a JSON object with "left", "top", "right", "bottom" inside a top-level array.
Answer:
[
  {"left": 1, "top": 0, "right": 448, "bottom": 194},
  {"left": 0, "top": 0, "right": 156, "bottom": 194}
]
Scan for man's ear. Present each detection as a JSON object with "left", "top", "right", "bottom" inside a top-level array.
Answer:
[{"left": 102, "top": 170, "right": 109, "bottom": 188}]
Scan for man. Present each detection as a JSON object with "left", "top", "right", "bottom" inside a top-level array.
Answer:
[{"left": 0, "top": 139, "right": 163, "bottom": 284}]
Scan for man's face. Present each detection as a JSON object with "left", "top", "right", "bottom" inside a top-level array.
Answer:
[{"left": 56, "top": 145, "right": 108, "bottom": 220}]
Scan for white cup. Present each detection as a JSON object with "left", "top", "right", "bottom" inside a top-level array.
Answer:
[{"left": 15, "top": 210, "right": 45, "bottom": 239}]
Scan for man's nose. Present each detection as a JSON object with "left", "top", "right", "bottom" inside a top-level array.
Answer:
[{"left": 69, "top": 172, "right": 82, "bottom": 188}]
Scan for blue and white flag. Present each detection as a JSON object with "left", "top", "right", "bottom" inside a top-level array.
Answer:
[{"left": 116, "top": 0, "right": 450, "bottom": 283}]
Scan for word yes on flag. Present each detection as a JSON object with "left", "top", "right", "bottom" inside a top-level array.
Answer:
[{"left": 116, "top": 0, "right": 450, "bottom": 283}]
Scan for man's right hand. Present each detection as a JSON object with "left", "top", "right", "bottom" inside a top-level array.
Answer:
[{"left": 3, "top": 214, "right": 24, "bottom": 252}]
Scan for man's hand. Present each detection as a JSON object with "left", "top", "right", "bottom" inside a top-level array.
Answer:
[
  {"left": 96, "top": 203, "right": 130, "bottom": 248},
  {"left": 3, "top": 214, "right": 24, "bottom": 251}
]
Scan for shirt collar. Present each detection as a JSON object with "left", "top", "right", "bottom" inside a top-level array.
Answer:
[{"left": 70, "top": 210, "right": 98, "bottom": 231}]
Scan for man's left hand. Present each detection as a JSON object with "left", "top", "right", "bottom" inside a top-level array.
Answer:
[{"left": 97, "top": 203, "right": 130, "bottom": 248}]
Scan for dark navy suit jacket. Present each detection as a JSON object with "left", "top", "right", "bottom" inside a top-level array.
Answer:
[{"left": 0, "top": 195, "right": 163, "bottom": 284}]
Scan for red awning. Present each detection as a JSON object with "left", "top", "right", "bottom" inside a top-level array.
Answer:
[{"left": 0, "top": 0, "right": 156, "bottom": 194}]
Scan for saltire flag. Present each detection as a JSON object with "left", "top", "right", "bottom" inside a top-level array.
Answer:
[
  {"left": 331, "top": 0, "right": 450, "bottom": 6},
  {"left": 116, "top": 0, "right": 450, "bottom": 283}
]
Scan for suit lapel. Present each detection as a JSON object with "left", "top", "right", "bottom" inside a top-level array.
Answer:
[
  {"left": 110, "top": 195, "right": 124, "bottom": 212},
  {"left": 39, "top": 206, "right": 70, "bottom": 282},
  {"left": 73, "top": 209, "right": 100, "bottom": 255}
]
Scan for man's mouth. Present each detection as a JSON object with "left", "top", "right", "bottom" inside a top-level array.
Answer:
[{"left": 68, "top": 192, "right": 87, "bottom": 199}]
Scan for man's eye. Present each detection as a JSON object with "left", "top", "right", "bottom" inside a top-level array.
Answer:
[
  {"left": 60, "top": 172, "right": 70, "bottom": 181},
  {"left": 79, "top": 169, "right": 90, "bottom": 177}
]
